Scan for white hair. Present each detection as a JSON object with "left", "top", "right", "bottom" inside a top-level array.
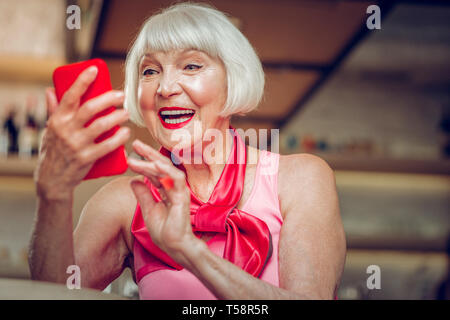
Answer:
[{"left": 124, "top": 2, "right": 265, "bottom": 127}]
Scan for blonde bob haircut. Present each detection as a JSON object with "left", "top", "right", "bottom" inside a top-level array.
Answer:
[{"left": 124, "top": 2, "right": 265, "bottom": 127}]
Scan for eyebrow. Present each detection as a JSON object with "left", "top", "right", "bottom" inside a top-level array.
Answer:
[{"left": 142, "top": 49, "right": 205, "bottom": 61}]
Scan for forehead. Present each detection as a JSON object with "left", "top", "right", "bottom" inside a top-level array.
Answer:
[{"left": 139, "top": 49, "right": 221, "bottom": 66}]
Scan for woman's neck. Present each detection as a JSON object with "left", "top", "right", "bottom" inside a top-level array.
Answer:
[{"left": 181, "top": 122, "right": 234, "bottom": 202}]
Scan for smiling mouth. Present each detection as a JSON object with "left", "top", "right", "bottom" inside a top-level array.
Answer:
[{"left": 158, "top": 107, "right": 195, "bottom": 125}]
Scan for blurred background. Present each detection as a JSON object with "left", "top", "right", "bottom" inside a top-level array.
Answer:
[{"left": 0, "top": 0, "right": 448, "bottom": 300}]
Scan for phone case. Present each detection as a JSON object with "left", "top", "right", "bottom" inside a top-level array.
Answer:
[{"left": 52, "top": 58, "right": 128, "bottom": 180}]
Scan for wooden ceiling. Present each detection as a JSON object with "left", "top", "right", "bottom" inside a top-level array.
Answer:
[{"left": 90, "top": 0, "right": 378, "bottom": 131}]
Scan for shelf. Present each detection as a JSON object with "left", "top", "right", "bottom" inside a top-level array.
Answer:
[
  {"left": 1, "top": 153, "right": 450, "bottom": 177},
  {"left": 315, "top": 152, "right": 450, "bottom": 175},
  {"left": 335, "top": 170, "right": 450, "bottom": 192},
  {"left": 0, "top": 156, "right": 37, "bottom": 176},
  {"left": 0, "top": 55, "right": 65, "bottom": 83}
]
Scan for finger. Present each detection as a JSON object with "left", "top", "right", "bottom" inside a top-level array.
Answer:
[
  {"left": 130, "top": 179, "right": 157, "bottom": 215},
  {"left": 159, "top": 176, "right": 174, "bottom": 191},
  {"left": 45, "top": 87, "right": 58, "bottom": 117},
  {"left": 81, "top": 109, "right": 129, "bottom": 144},
  {"left": 79, "top": 126, "right": 130, "bottom": 165},
  {"left": 132, "top": 139, "right": 172, "bottom": 164},
  {"left": 60, "top": 66, "right": 98, "bottom": 112},
  {"left": 127, "top": 158, "right": 163, "bottom": 189},
  {"left": 76, "top": 90, "right": 125, "bottom": 126},
  {"left": 130, "top": 179, "right": 168, "bottom": 241},
  {"left": 154, "top": 161, "right": 187, "bottom": 194},
  {"left": 153, "top": 161, "right": 188, "bottom": 213},
  {"left": 128, "top": 158, "right": 173, "bottom": 204}
]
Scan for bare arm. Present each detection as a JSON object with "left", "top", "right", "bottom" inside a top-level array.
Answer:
[
  {"left": 29, "top": 197, "right": 76, "bottom": 283},
  {"left": 73, "top": 176, "right": 137, "bottom": 290},
  {"left": 28, "top": 66, "right": 130, "bottom": 284},
  {"left": 129, "top": 142, "right": 346, "bottom": 299},
  {"left": 277, "top": 154, "right": 347, "bottom": 299},
  {"left": 177, "top": 155, "right": 346, "bottom": 299},
  {"left": 29, "top": 177, "right": 136, "bottom": 289}
]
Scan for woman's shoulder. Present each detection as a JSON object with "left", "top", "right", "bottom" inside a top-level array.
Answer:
[
  {"left": 249, "top": 148, "right": 333, "bottom": 181},
  {"left": 249, "top": 148, "right": 334, "bottom": 187},
  {"left": 277, "top": 153, "right": 336, "bottom": 215},
  {"left": 278, "top": 152, "right": 333, "bottom": 176}
]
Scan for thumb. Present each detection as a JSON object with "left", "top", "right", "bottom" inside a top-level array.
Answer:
[
  {"left": 131, "top": 179, "right": 166, "bottom": 236},
  {"left": 130, "top": 179, "right": 156, "bottom": 214}
]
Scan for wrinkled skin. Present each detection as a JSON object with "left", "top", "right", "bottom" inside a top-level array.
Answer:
[{"left": 35, "top": 66, "right": 130, "bottom": 200}]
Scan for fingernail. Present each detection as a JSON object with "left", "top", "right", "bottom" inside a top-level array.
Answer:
[
  {"left": 159, "top": 176, "right": 174, "bottom": 190},
  {"left": 121, "top": 127, "right": 130, "bottom": 136},
  {"left": 115, "top": 91, "right": 124, "bottom": 98},
  {"left": 88, "top": 66, "right": 98, "bottom": 76}
]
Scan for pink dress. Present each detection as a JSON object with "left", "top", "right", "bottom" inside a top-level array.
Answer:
[{"left": 132, "top": 150, "right": 283, "bottom": 299}]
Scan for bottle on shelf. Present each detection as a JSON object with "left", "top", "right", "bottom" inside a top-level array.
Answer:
[
  {"left": 0, "top": 127, "right": 8, "bottom": 157},
  {"left": 18, "top": 127, "right": 34, "bottom": 159},
  {"left": 438, "top": 104, "right": 450, "bottom": 159},
  {"left": 17, "top": 94, "right": 41, "bottom": 159},
  {"left": 300, "top": 134, "right": 316, "bottom": 153},
  {"left": 3, "top": 104, "right": 19, "bottom": 156}
]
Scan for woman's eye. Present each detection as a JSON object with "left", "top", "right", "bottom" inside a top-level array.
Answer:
[
  {"left": 142, "top": 68, "right": 157, "bottom": 76},
  {"left": 185, "top": 64, "right": 202, "bottom": 71}
]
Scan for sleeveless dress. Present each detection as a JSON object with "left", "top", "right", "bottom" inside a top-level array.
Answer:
[{"left": 132, "top": 150, "right": 283, "bottom": 300}]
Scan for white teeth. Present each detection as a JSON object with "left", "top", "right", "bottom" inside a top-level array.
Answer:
[
  {"left": 160, "top": 110, "right": 194, "bottom": 116},
  {"left": 164, "top": 117, "right": 192, "bottom": 124}
]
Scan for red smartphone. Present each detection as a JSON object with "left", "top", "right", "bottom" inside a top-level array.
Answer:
[{"left": 52, "top": 58, "right": 128, "bottom": 180}]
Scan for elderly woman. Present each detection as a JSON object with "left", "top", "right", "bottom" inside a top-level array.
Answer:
[{"left": 29, "top": 3, "right": 346, "bottom": 299}]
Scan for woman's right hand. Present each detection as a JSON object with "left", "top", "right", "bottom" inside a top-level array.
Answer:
[{"left": 34, "top": 66, "right": 131, "bottom": 201}]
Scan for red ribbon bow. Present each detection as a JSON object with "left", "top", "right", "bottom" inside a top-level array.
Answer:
[{"left": 131, "top": 128, "right": 272, "bottom": 278}]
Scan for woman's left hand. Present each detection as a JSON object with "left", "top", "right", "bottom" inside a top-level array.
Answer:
[{"left": 127, "top": 139, "right": 198, "bottom": 266}]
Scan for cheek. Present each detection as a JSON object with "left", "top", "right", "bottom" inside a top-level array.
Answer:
[
  {"left": 137, "top": 82, "right": 160, "bottom": 133},
  {"left": 183, "top": 72, "right": 227, "bottom": 109},
  {"left": 138, "top": 82, "right": 156, "bottom": 111}
]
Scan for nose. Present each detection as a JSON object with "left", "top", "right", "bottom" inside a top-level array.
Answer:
[{"left": 157, "top": 68, "right": 182, "bottom": 98}]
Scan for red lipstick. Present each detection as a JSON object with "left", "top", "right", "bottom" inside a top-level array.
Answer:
[{"left": 158, "top": 107, "right": 195, "bottom": 129}]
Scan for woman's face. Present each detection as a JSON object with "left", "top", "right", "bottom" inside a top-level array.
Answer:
[{"left": 138, "top": 49, "right": 228, "bottom": 151}]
